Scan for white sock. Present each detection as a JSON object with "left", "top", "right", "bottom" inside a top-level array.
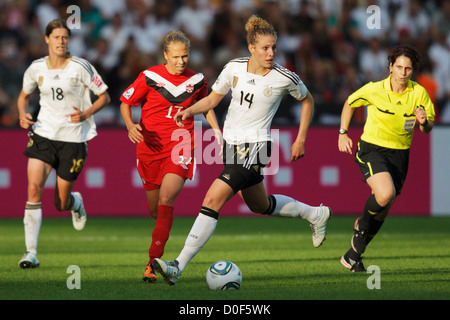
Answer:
[
  {"left": 23, "top": 202, "right": 42, "bottom": 255},
  {"left": 176, "top": 213, "right": 217, "bottom": 272},
  {"left": 71, "top": 192, "right": 81, "bottom": 211},
  {"left": 270, "top": 194, "right": 321, "bottom": 223}
]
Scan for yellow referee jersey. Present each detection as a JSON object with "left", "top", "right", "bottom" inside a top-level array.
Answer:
[{"left": 348, "top": 75, "right": 435, "bottom": 149}]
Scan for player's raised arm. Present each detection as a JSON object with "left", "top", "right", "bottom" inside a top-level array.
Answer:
[
  {"left": 68, "top": 91, "right": 110, "bottom": 123},
  {"left": 175, "top": 91, "right": 225, "bottom": 127},
  {"left": 415, "top": 106, "right": 434, "bottom": 134}
]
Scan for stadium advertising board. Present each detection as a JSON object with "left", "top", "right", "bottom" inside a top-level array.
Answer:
[{"left": 0, "top": 126, "right": 433, "bottom": 217}]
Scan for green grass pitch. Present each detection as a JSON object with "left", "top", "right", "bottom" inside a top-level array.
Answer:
[{"left": 0, "top": 215, "right": 449, "bottom": 302}]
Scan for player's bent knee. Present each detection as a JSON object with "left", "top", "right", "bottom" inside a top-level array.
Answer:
[
  {"left": 158, "top": 194, "right": 175, "bottom": 207},
  {"left": 375, "top": 192, "right": 395, "bottom": 207},
  {"left": 202, "top": 193, "right": 223, "bottom": 212}
]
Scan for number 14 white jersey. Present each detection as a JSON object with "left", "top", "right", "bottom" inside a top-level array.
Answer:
[
  {"left": 212, "top": 57, "right": 308, "bottom": 144},
  {"left": 22, "top": 56, "right": 108, "bottom": 142}
]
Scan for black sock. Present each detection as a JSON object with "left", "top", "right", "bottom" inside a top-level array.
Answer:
[
  {"left": 348, "top": 247, "right": 361, "bottom": 260},
  {"left": 365, "top": 194, "right": 385, "bottom": 214},
  {"left": 367, "top": 218, "right": 384, "bottom": 245},
  {"left": 261, "top": 195, "right": 276, "bottom": 215},
  {"left": 355, "top": 194, "right": 386, "bottom": 250},
  {"left": 358, "top": 194, "right": 385, "bottom": 230}
]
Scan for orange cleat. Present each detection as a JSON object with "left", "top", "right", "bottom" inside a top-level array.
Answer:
[{"left": 143, "top": 263, "right": 157, "bottom": 283}]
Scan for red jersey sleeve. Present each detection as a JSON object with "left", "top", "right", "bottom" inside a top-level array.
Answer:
[{"left": 120, "top": 71, "right": 149, "bottom": 107}]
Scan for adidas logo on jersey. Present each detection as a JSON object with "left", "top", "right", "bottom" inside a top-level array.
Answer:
[{"left": 247, "top": 79, "right": 255, "bottom": 85}]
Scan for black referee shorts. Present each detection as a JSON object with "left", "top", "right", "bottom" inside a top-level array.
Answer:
[
  {"left": 218, "top": 140, "right": 272, "bottom": 194},
  {"left": 23, "top": 132, "right": 87, "bottom": 182},
  {"left": 355, "top": 140, "right": 409, "bottom": 195}
]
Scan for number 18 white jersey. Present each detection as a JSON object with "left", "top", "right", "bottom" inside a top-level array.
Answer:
[
  {"left": 212, "top": 57, "right": 308, "bottom": 144},
  {"left": 22, "top": 56, "right": 108, "bottom": 142}
]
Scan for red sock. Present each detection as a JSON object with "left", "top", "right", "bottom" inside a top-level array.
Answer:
[{"left": 149, "top": 205, "right": 173, "bottom": 263}]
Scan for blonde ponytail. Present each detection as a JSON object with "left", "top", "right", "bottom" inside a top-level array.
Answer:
[{"left": 245, "top": 15, "right": 277, "bottom": 45}]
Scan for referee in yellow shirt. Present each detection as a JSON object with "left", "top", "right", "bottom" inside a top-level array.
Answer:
[{"left": 338, "top": 45, "right": 435, "bottom": 272}]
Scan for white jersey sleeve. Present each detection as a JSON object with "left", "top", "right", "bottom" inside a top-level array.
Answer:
[
  {"left": 211, "top": 59, "right": 237, "bottom": 95},
  {"left": 22, "top": 59, "right": 44, "bottom": 95},
  {"left": 73, "top": 56, "right": 108, "bottom": 96},
  {"left": 285, "top": 71, "right": 308, "bottom": 101}
]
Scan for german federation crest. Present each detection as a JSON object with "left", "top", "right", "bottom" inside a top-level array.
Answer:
[{"left": 263, "top": 86, "right": 272, "bottom": 97}]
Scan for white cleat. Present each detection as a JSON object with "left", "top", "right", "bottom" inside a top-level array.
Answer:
[
  {"left": 311, "top": 204, "right": 332, "bottom": 248},
  {"left": 18, "top": 252, "right": 40, "bottom": 269},
  {"left": 71, "top": 192, "right": 87, "bottom": 231},
  {"left": 153, "top": 258, "right": 181, "bottom": 286}
]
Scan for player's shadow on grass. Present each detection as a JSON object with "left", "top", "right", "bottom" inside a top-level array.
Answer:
[
  {"left": 369, "top": 254, "right": 450, "bottom": 260},
  {"left": 237, "top": 252, "right": 450, "bottom": 265}
]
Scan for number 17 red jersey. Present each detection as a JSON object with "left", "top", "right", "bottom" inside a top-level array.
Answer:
[{"left": 120, "top": 64, "right": 207, "bottom": 162}]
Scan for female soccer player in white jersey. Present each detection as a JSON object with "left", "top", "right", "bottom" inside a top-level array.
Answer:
[
  {"left": 17, "top": 19, "right": 110, "bottom": 268},
  {"left": 153, "top": 15, "right": 332, "bottom": 285}
]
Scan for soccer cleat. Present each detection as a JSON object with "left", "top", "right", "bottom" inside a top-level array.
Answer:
[
  {"left": 340, "top": 252, "right": 366, "bottom": 272},
  {"left": 351, "top": 217, "right": 368, "bottom": 254},
  {"left": 71, "top": 192, "right": 87, "bottom": 231},
  {"left": 153, "top": 258, "right": 181, "bottom": 286},
  {"left": 143, "top": 263, "right": 157, "bottom": 283},
  {"left": 310, "top": 204, "right": 332, "bottom": 248},
  {"left": 18, "top": 252, "right": 40, "bottom": 269}
]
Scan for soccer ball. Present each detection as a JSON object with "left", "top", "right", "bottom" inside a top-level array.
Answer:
[{"left": 206, "top": 260, "right": 242, "bottom": 290}]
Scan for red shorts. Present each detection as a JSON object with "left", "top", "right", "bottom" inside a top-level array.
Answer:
[{"left": 137, "top": 156, "right": 196, "bottom": 191}]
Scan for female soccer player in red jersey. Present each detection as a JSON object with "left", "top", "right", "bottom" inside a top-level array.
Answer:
[{"left": 120, "top": 31, "right": 220, "bottom": 283}]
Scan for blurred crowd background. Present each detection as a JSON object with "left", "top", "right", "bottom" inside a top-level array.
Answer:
[{"left": 0, "top": 0, "right": 449, "bottom": 128}]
